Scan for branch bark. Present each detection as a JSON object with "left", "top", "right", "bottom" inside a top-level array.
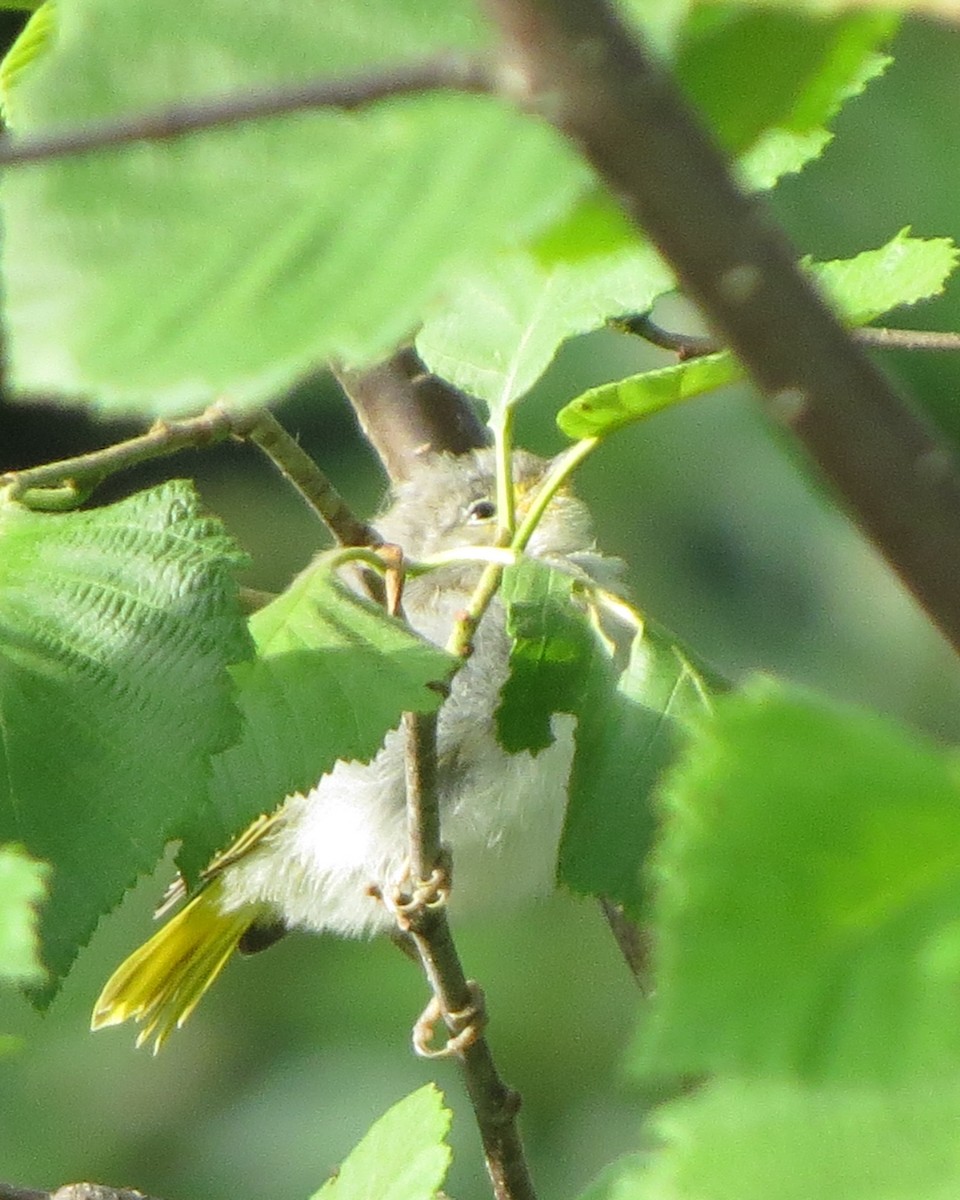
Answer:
[
  {"left": 0, "top": 404, "right": 377, "bottom": 548},
  {"left": 482, "top": 0, "right": 960, "bottom": 658},
  {"left": 240, "top": 410, "right": 380, "bottom": 545},
  {"left": 0, "top": 1184, "right": 163, "bottom": 1200},
  {"left": 333, "top": 347, "right": 490, "bottom": 483},
  {"left": 399, "top": 709, "right": 537, "bottom": 1200}
]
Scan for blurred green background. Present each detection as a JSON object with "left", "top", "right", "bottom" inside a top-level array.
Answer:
[{"left": 4, "top": 13, "right": 960, "bottom": 1200}]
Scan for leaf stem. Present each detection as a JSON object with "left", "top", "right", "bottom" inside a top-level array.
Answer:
[
  {"left": 492, "top": 410, "right": 517, "bottom": 540},
  {"left": 512, "top": 438, "right": 599, "bottom": 553}
]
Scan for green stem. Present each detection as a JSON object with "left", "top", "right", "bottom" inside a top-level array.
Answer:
[
  {"left": 1, "top": 405, "right": 235, "bottom": 507},
  {"left": 491, "top": 410, "right": 517, "bottom": 540},
  {"left": 445, "top": 437, "right": 598, "bottom": 660},
  {"left": 512, "top": 437, "right": 599, "bottom": 553},
  {"left": 242, "top": 411, "right": 379, "bottom": 546}
]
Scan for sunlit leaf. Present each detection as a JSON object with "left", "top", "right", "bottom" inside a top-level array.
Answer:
[
  {"left": 311, "top": 1084, "right": 452, "bottom": 1200},
  {"left": 0, "top": 0, "right": 588, "bottom": 416},
  {"left": 640, "top": 1078, "right": 960, "bottom": 1200},
  {"left": 0, "top": 482, "right": 250, "bottom": 989},
  {"left": 0, "top": 844, "right": 47, "bottom": 985},
  {"left": 184, "top": 557, "right": 455, "bottom": 877},
  {"left": 558, "top": 231, "right": 959, "bottom": 439},
  {"left": 496, "top": 560, "right": 716, "bottom": 915},
  {"left": 639, "top": 678, "right": 960, "bottom": 1082}
]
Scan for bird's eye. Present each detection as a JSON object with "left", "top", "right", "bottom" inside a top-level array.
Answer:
[{"left": 466, "top": 499, "right": 496, "bottom": 523}]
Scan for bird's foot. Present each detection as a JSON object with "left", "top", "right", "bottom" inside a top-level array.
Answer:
[
  {"left": 372, "top": 848, "right": 452, "bottom": 933},
  {"left": 412, "top": 981, "right": 487, "bottom": 1059}
]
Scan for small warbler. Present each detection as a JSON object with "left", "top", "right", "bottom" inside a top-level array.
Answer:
[{"left": 92, "top": 448, "right": 612, "bottom": 1051}]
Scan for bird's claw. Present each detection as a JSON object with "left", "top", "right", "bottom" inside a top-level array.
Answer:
[
  {"left": 373, "top": 850, "right": 452, "bottom": 932},
  {"left": 412, "top": 982, "right": 487, "bottom": 1059}
]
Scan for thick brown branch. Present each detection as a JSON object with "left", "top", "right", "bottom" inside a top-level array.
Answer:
[
  {"left": 483, "top": 0, "right": 960, "bottom": 657},
  {"left": 0, "top": 56, "right": 494, "bottom": 168},
  {"left": 334, "top": 348, "right": 490, "bottom": 484}
]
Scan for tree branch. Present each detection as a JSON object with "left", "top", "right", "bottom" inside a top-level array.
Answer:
[
  {"left": 0, "top": 404, "right": 377, "bottom": 548},
  {"left": 0, "top": 1184, "right": 164, "bottom": 1200},
  {"left": 482, "top": 0, "right": 960, "bottom": 658},
  {"left": 0, "top": 405, "right": 236, "bottom": 506},
  {"left": 333, "top": 347, "right": 490, "bottom": 484},
  {"left": 616, "top": 313, "right": 960, "bottom": 359},
  {"left": 398, "top": 707, "right": 537, "bottom": 1200},
  {"left": 240, "top": 410, "right": 380, "bottom": 546},
  {"left": 0, "top": 55, "right": 494, "bottom": 168}
]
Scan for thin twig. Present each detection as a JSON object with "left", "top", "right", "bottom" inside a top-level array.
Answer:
[
  {"left": 240, "top": 410, "right": 380, "bottom": 546},
  {"left": 0, "top": 55, "right": 494, "bottom": 168},
  {"left": 399, "top": 708, "right": 537, "bottom": 1200},
  {"left": 856, "top": 326, "right": 960, "bottom": 351},
  {"left": 482, "top": 0, "right": 960, "bottom": 659},
  {"left": 0, "top": 404, "right": 376, "bottom": 549},
  {"left": 0, "top": 1185, "right": 163, "bottom": 1200},
  {"left": 616, "top": 313, "right": 960, "bottom": 358},
  {"left": 403, "top": 711, "right": 443, "bottom": 883},
  {"left": 0, "top": 405, "right": 235, "bottom": 504},
  {"left": 610, "top": 313, "right": 718, "bottom": 358}
]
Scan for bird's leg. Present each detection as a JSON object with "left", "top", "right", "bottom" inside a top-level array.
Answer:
[{"left": 371, "top": 848, "right": 487, "bottom": 1057}]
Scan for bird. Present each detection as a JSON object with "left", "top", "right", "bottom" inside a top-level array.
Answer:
[{"left": 91, "top": 447, "right": 612, "bottom": 1051}]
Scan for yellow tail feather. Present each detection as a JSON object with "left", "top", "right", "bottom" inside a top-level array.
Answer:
[{"left": 91, "top": 878, "right": 262, "bottom": 1053}]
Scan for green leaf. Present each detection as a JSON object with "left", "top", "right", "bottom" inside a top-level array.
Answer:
[
  {"left": 311, "top": 1084, "right": 452, "bottom": 1200},
  {"left": 641, "top": 1078, "right": 960, "bottom": 1200},
  {"left": 417, "top": 12, "right": 893, "bottom": 413},
  {"left": 496, "top": 560, "right": 716, "bottom": 915},
  {"left": 736, "top": 50, "right": 890, "bottom": 191},
  {"left": 812, "top": 226, "right": 960, "bottom": 325},
  {"left": 0, "top": 482, "right": 251, "bottom": 990},
  {"left": 676, "top": 10, "right": 897, "bottom": 156},
  {"left": 0, "top": 1, "right": 55, "bottom": 121},
  {"left": 558, "top": 230, "right": 959, "bottom": 440},
  {"left": 496, "top": 560, "right": 612, "bottom": 754},
  {"left": 562, "top": 621, "right": 717, "bottom": 917},
  {"left": 0, "top": 844, "right": 48, "bottom": 985},
  {"left": 417, "top": 201, "right": 674, "bottom": 416},
  {"left": 0, "top": 0, "right": 588, "bottom": 417},
  {"left": 638, "top": 678, "right": 960, "bottom": 1082},
  {"left": 183, "top": 557, "right": 456, "bottom": 877},
  {"left": 558, "top": 351, "right": 741, "bottom": 440}
]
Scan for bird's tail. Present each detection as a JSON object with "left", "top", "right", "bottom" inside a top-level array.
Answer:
[{"left": 91, "top": 877, "right": 262, "bottom": 1053}]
